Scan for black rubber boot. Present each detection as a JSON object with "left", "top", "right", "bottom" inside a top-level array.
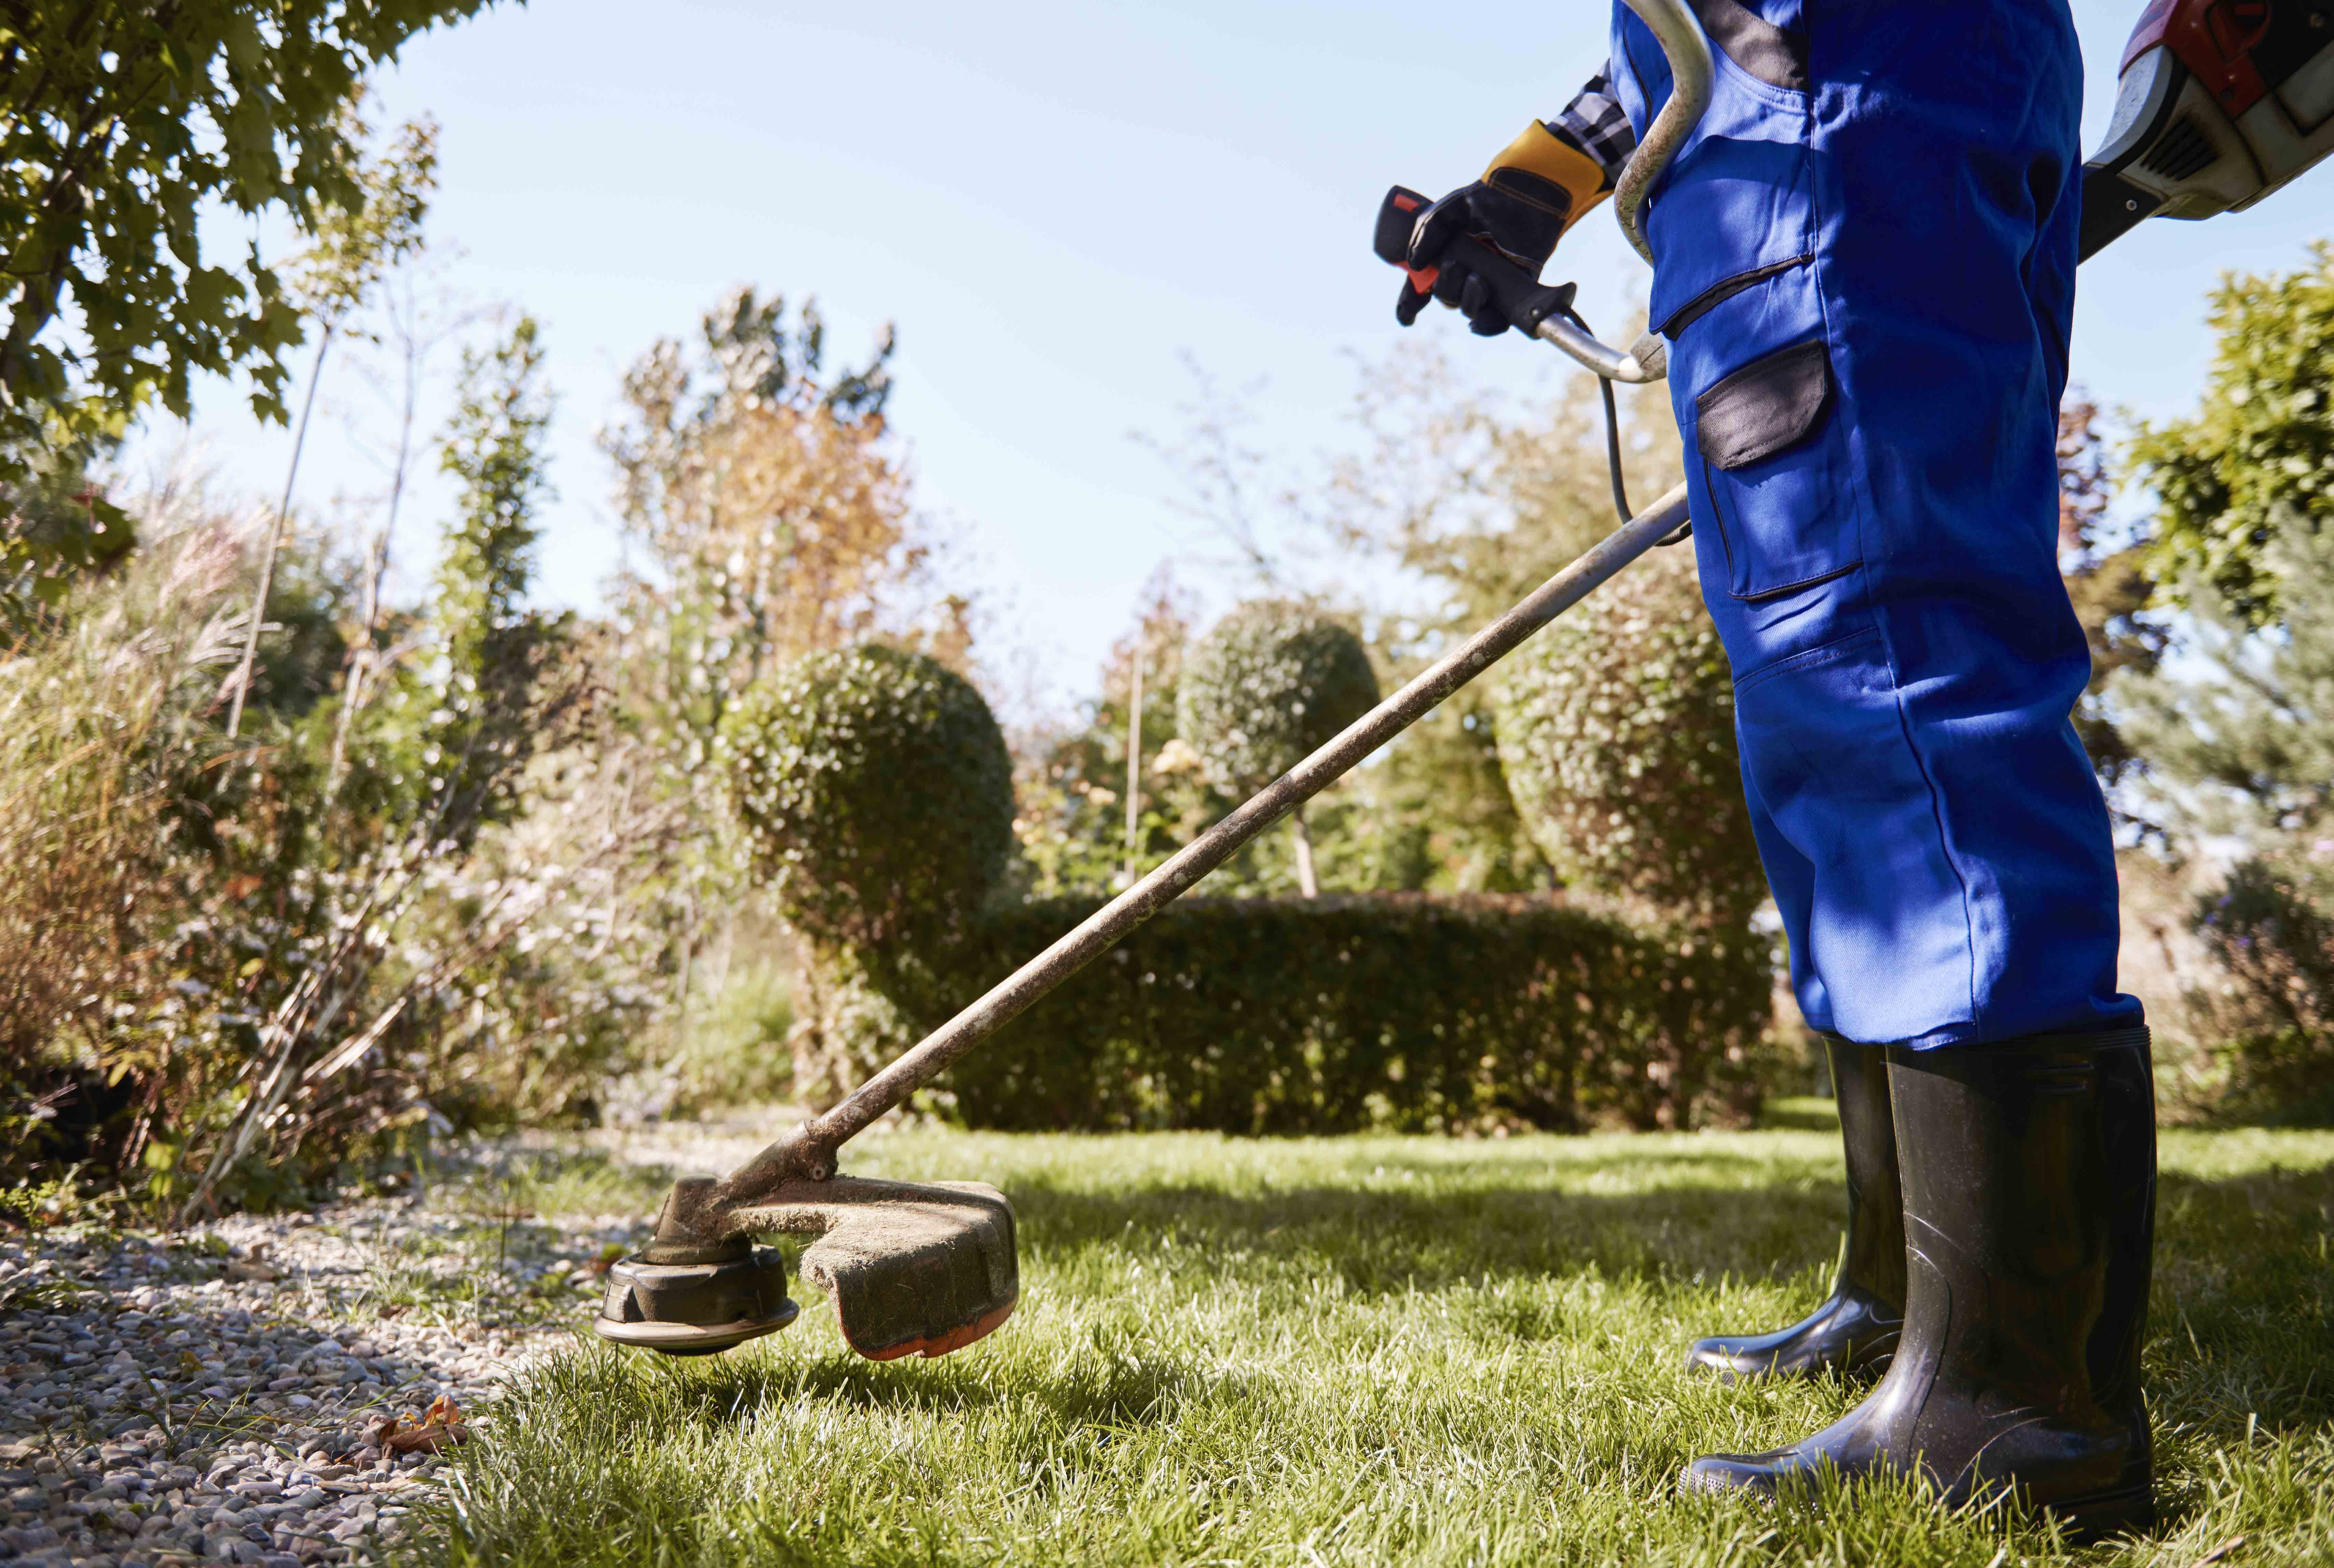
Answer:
[
  {"left": 1682, "top": 1027, "right": 2157, "bottom": 1542},
  {"left": 1686, "top": 1036, "right": 1906, "bottom": 1381}
]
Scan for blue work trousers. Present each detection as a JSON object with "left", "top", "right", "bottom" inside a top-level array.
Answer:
[{"left": 1608, "top": 0, "right": 2141, "bottom": 1047}]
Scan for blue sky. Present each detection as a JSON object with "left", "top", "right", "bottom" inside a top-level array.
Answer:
[{"left": 137, "top": 0, "right": 2334, "bottom": 719}]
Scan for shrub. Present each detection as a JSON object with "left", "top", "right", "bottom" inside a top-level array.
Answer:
[
  {"left": 857, "top": 893, "right": 1774, "bottom": 1134},
  {"left": 0, "top": 532, "right": 224, "bottom": 1180},
  {"left": 1492, "top": 545, "right": 1765, "bottom": 930},
  {"left": 2188, "top": 860, "right": 2334, "bottom": 1123},
  {"left": 724, "top": 643, "right": 1015, "bottom": 949},
  {"left": 3, "top": 433, "right": 686, "bottom": 1212},
  {"left": 1178, "top": 600, "right": 1378, "bottom": 896},
  {"left": 722, "top": 644, "right": 1014, "bottom": 1106},
  {"left": 1177, "top": 600, "right": 1378, "bottom": 791}
]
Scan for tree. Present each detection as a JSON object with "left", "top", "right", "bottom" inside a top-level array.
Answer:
[
  {"left": 600, "top": 287, "right": 964, "bottom": 1026},
  {"left": 174, "top": 314, "right": 576, "bottom": 1221},
  {"left": 0, "top": 443, "right": 132, "bottom": 631},
  {"left": 1012, "top": 570, "right": 1212, "bottom": 897},
  {"left": 2127, "top": 242, "right": 2334, "bottom": 629},
  {"left": 1320, "top": 340, "right": 1680, "bottom": 892},
  {"left": 415, "top": 313, "right": 566, "bottom": 844},
  {"left": 602, "top": 287, "right": 911, "bottom": 751},
  {"left": 2056, "top": 393, "right": 2165, "bottom": 787},
  {"left": 326, "top": 222, "right": 478, "bottom": 793},
  {"left": 225, "top": 110, "right": 439, "bottom": 736},
  {"left": 1133, "top": 353, "right": 1291, "bottom": 585},
  {"left": 2111, "top": 514, "right": 2334, "bottom": 1124},
  {"left": 1176, "top": 599, "right": 1379, "bottom": 897},
  {"left": 0, "top": 1, "right": 498, "bottom": 493},
  {"left": 2113, "top": 517, "right": 2334, "bottom": 855}
]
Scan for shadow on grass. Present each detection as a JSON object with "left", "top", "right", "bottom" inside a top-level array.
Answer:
[
  {"left": 523, "top": 1135, "right": 2334, "bottom": 1456},
  {"left": 987, "top": 1151, "right": 2334, "bottom": 1439},
  {"left": 613, "top": 1337, "right": 1230, "bottom": 1440},
  {"left": 412, "top": 1140, "right": 2334, "bottom": 1568},
  {"left": 1005, "top": 1171, "right": 1853, "bottom": 1295},
  {"left": 1757, "top": 1096, "right": 1843, "bottom": 1132}
]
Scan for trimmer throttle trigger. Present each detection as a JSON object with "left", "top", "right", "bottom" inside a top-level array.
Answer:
[
  {"left": 1374, "top": 184, "right": 1580, "bottom": 334},
  {"left": 1374, "top": 185, "right": 1441, "bottom": 293}
]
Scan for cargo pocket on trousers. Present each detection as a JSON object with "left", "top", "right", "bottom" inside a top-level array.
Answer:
[{"left": 1694, "top": 337, "right": 1860, "bottom": 602}]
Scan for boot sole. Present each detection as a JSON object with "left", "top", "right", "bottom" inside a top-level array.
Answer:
[
  {"left": 1694, "top": 1353, "right": 1892, "bottom": 1387},
  {"left": 1685, "top": 1340, "right": 1896, "bottom": 1385},
  {"left": 2042, "top": 1483, "right": 2154, "bottom": 1544}
]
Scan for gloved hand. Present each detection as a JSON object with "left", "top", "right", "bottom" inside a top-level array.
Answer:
[{"left": 1399, "top": 121, "right": 1611, "bottom": 335}]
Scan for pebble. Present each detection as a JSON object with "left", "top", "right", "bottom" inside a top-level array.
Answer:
[{"left": 0, "top": 1182, "right": 656, "bottom": 1566}]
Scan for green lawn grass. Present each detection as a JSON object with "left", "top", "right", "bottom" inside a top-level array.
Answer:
[{"left": 412, "top": 1116, "right": 2334, "bottom": 1567}]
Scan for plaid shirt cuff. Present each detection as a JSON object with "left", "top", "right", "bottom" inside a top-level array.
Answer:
[{"left": 1547, "top": 67, "right": 1636, "bottom": 188}]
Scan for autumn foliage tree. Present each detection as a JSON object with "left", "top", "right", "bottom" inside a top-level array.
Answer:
[
  {"left": 603, "top": 288, "right": 917, "bottom": 744},
  {"left": 598, "top": 288, "right": 960, "bottom": 1024}
]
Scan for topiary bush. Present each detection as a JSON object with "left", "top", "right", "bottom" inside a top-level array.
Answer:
[
  {"left": 724, "top": 643, "right": 1014, "bottom": 948},
  {"left": 1491, "top": 545, "right": 1766, "bottom": 930},
  {"left": 1178, "top": 600, "right": 1379, "bottom": 895},
  {"left": 722, "top": 643, "right": 1015, "bottom": 1106},
  {"left": 1178, "top": 600, "right": 1380, "bottom": 790}
]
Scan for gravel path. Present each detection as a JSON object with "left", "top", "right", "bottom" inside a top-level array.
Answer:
[{"left": 0, "top": 1192, "right": 661, "bottom": 1567}]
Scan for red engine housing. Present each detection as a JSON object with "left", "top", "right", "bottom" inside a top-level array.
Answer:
[{"left": 2126, "top": 0, "right": 2278, "bottom": 113}]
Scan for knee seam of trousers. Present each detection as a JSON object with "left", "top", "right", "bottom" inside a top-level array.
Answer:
[{"left": 1884, "top": 668, "right": 1983, "bottom": 1027}]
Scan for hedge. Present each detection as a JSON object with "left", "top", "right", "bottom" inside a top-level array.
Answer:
[
  {"left": 731, "top": 643, "right": 1779, "bottom": 1135},
  {"left": 856, "top": 892, "right": 1775, "bottom": 1134}
]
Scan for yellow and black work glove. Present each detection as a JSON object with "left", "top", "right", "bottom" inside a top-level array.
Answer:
[{"left": 1396, "top": 121, "right": 1611, "bottom": 335}]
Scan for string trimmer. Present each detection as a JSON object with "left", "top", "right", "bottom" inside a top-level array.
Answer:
[{"left": 594, "top": 0, "right": 2334, "bottom": 1361}]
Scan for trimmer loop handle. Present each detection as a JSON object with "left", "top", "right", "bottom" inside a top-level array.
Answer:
[{"left": 1378, "top": 0, "right": 1714, "bottom": 385}]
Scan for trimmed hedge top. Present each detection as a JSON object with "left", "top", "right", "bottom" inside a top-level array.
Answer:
[
  {"left": 1177, "top": 600, "right": 1379, "bottom": 792},
  {"left": 889, "top": 892, "right": 1773, "bottom": 1134},
  {"left": 723, "top": 644, "right": 1013, "bottom": 947}
]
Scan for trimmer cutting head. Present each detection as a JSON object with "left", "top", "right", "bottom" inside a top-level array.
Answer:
[
  {"left": 594, "top": 1238, "right": 800, "bottom": 1356},
  {"left": 593, "top": 1174, "right": 1019, "bottom": 1361}
]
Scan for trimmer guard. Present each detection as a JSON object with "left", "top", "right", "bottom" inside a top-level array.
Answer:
[
  {"left": 594, "top": 1176, "right": 1019, "bottom": 1362},
  {"left": 737, "top": 1177, "right": 1020, "bottom": 1360}
]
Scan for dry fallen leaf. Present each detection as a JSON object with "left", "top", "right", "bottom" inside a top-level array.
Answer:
[{"left": 375, "top": 1393, "right": 470, "bottom": 1454}]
